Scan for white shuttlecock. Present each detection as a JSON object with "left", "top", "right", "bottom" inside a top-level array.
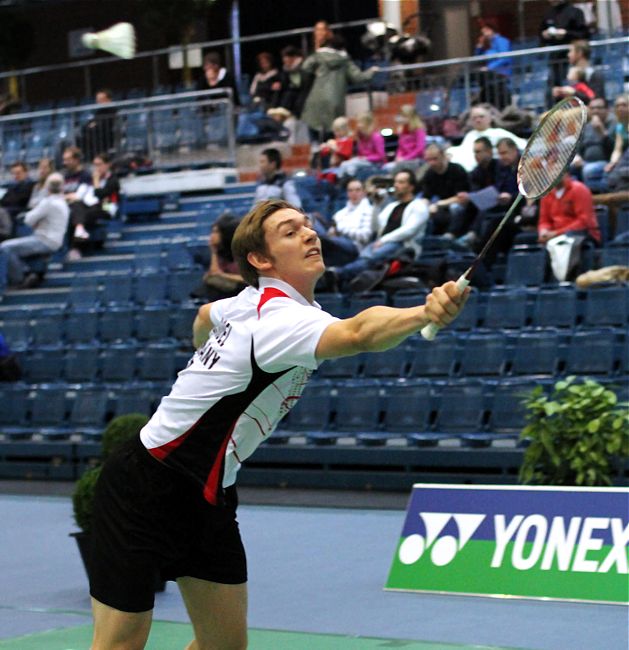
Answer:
[{"left": 82, "top": 22, "right": 136, "bottom": 59}]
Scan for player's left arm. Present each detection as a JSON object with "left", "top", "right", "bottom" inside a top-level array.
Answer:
[{"left": 193, "top": 303, "right": 213, "bottom": 348}]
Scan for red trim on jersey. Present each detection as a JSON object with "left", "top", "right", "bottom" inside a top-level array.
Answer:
[
  {"left": 257, "top": 287, "right": 290, "bottom": 317},
  {"left": 203, "top": 421, "right": 236, "bottom": 504},
  {"left": 147, "top": 426, "right": 195, "bottom": 461}
]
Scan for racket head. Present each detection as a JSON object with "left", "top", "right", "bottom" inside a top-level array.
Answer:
[{"left": 517, "top": 96, "right": 588, "bottom": 200}]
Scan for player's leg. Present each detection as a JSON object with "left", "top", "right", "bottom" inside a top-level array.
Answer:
[
  {"left": 178, "top": 577, "right": 248, "bottom": 650},
  {"left": 90, "top": 597, "right": 153, "bottom": 650}
]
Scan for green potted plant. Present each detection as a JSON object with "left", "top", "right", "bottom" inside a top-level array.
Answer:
[
  {"left": 71, "top": 414, "right": 167, "bottom": 590},
  {"left": 519, "top": 376, "right": 629, "bottom": 486}
]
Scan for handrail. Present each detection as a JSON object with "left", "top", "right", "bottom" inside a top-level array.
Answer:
[{"left": 0, "top": 17, "right": 378, "bottom": 81}]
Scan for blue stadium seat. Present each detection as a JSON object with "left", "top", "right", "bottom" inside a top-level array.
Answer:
[
  {"left": 450, "top": 289, "right": 479, "bottom": 330},
  {"left": 68, "top": 386, "right": 109, "bottom": 440},
  {"left": 65, "top": 306, "right": 99, "bottom": 343},
  {"left": 21, "top": 345, "right": 65, "bottom": 382},
  {"left": 582, "top": 285, "right": 628, "bottom": 327},
  {"left": 532, "top": 286, "right": 577, "bottom": 329},
  {"left": 315, "top": 292, "right": 345, "bottom": 318},
  {"left": 30, "top": 384, "right": 69, "bottom": 440},
  {"left": 614, "top": 205, "right": 629, "bottom": 237},
  {"left": 134, "top": 272, "right": 168, "bottom": 304},
  {"left": 64, "top": 343, "right": 100, "bottom": 383},
  {"left": 600, "top": 247, "right": 629, "bottom": 268},
  {"left": 505, "top": 248, "right": 547, "bottom": 286},
  {"left": 458, "top": 331, "right": 508, "bottom": 376},
  {"left": 382, "top": 379, "right": 433, "bottom": 434},
  {"left": 32, "top": 311, "right": 64, "bottom": 345},
  {"left": 565, "top": 328, "right": 617, "bottom": 375},
  {"left": 135, "top": 303, "right": 171, "bottom": 341},
  {"left": 317, "top": 353, "right": 363, "bottom": 379},
  {"left": 102, "top": 273, "right": 133, "bottom": 304},
  {"left": 101, "top": 341, "right": 138, "bottom": 382},
  {"left": 100, "top": 305, "right": 135, "bottom": 342},
  {"left": 362, "top": 346, "right": 408, "bottom": 378},
  {"left": 111, "top": 384, "right": 155, "bottom": 418},
  {"left": 333, "top": 380, "right": 382, "bottom": 433},
  {"left": 594, "top": 205, "right": 610, "bottom": 243},
  {"left": 165, "top": 245, "right": 194, "bottom": 271},
  {"left": 0, "top": 384, "right": 30, "bottom": 438},
  {"left": 407, "top": 332, "right": 457, "bottom": 377},
  {"left": 433, "top": 380, "right": 487, "bottom": 436},
  {"left": 483, "top": 288, "right": 528, "bottom": 329},
  {"left": 391, "top": 290, "right": 428, "bottom": 309},
  {"left": 487, "top": 379, "right": 540, "bottom": 438},
  {"left": 345, "top": 291, "right": 388, "bottom": 317},
  {"left": 281, "top": 380, "right": 332, "bottom": 432},
  {"left": 170, "top": 302, "right": 199, "bottom": 341},
  {"left": 167, "top": 269, "right": 199, "bottom": 303},
  {"left": 510, "top": 329, "right": 561, "bottom": 376},
  {"left": 137, "top": 341, "right": 177, "bottom": 381},
  {"left": 0, "top": 317, "right": 31, "bottom": 350}
]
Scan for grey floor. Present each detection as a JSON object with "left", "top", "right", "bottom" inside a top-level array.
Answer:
[{"left": 0, "top": 489, "right": 627, "bottom": 650}]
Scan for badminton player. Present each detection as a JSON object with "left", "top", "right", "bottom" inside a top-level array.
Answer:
[{"left": 89, "top": 199, "right": 468, "bottom": 650}]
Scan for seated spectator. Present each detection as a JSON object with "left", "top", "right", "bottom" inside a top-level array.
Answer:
[
  {"left": 191, "top": 213, "right": 245, "bottom": 301},
  {"left": 253, "top": 148, "right": 301, "bottom": 207},
  {"left": 80, "top": 88, "right": 117, "bottom": 160},
  {"left": 0, "top": 161, "right": 34, "bottom": 241},
  {"left": 570, "top": 97, "right": 615, "bottom": 190},
  {"left": 456, "top": 138, "right": 521, "bottom": 262},
  {"left": 66, "top": 152, "right": 120, "bottom": 260},
  {"left": 27, "top": 158, "right": 55, "bottom": 210},
  {"left": 250, "top": 52, "right": 280, "bottom": 109},
  {"left": 272, "top": 46, "right": 312, "bottom": 119},
  {"left": 339, "top": 112, "right": 386, "bottom": 178},
  {"left": 605, "top": 94, "right": 628, "bottom": 175},
  {"left": 420, "top": 143, "right": 471, "bottom": 238},
  {"left": 566, "top": 40, "right": 605, "bottom": 99},
  {"left": 552, "top": 66, "right": 595, "bottom": 104},
  {"left": 384, "top": 104, "right": 426, "bottom": 174},
  {"left": 447, "top": 105, "right": 527, "bottom": 172},
  {"left": 0, "top": 173, "right": 69, "bottom": 288},
  {"left": 332, "top": 169, "right": 428, "bottom": 290},
  {"left": 198, "top": 52, "right": 240, "bottom": 105},
  {"left": 474, "top": 18, "right": 512, "bottom": 109},
  {"left": 319, "top": 116, "right": 354, "bottom": 173},
  {"left": 315, "top": 178, "right": 374, "bottom": 266},
  {"left": 301, "top": 34, "right": 378, "bottom": 142}
]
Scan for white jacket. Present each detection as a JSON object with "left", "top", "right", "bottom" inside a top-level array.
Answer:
[
  {"left": 24, "top": 194, "right": 69, "bottom": 251},
  {"left": 376, "top": 197, "right": 428, "bottom": 256}
]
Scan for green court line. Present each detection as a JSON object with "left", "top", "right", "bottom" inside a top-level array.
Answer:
[{"left": 0, "top": 621, "right": 529, "bottom": 650}]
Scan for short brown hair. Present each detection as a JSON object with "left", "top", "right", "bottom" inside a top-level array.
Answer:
[{"left": 232, "top": 199, "right": 296, "bottom": 288}]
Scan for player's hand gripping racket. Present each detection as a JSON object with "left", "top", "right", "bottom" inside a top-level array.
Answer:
[{"left": 421, "top": 96, "right": 588, "bottom": 340}]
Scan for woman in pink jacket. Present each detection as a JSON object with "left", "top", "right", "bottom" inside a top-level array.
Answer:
[{"left": 384, "top": 104, "right": 426, "bottom": 173}]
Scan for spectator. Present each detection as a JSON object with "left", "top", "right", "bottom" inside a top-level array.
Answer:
[
  {"left": 198, "top": 51, "right": 240, "bottom": 106},
  {"left": 338, "top": 111, "right": 386, "bottom": 178},
  {"left": 27, "top": 158, "right": 55, "bottom": 209},
  {"left": 332, "top": 169, "right": 428, "bottom": 290},
  {"left": 191, "top": 213, "right": 245, "bottom": 301},
  {"left": 301, "top": 34, "right": 378, "bottom": 142},
  {"left": 447, "top": 105, "right": 527, "bottom": 172},
  {"left": 565, "top": 40, "right": 605, "bottom": 99},
  {"left": 66, "top": 152, "right": 120, "bottom": 260},
  {"left": 316, "top": 178, "right": 374, "bottom": 266},
  {"left": 250, "top": 52, "right": 280, "bottom": 110},
  {"left": 62, "top": 146, "right": 92, "bottom": 198},
  {"left": 0, "top": 161, "right": 34, "bottom": 241},
  {"left": 384, "top": 104, "right": 426, "bottom": 174},
  {"left": 571, "top": 97, "right": 615, "bottom": 190},
  {"left": 0, "top": 172, "right": 69, "bottom": 288},
  {"left": 80, "top": 88, "right": 117, "bottom": 160},
  {"left": 421, "top": 143, "right": 471, "bottom": 238},
  {"left": 474, "top": 18, "right": 512, "bottom": 109},
  {"left": 319, "top": 116, "right": 354, "bottom": 171},
  {"left": 313, "top": 20, "right": 333, "bottom": 52},
  {"left": 253, "top": 148, "right": 301, "bottom": 207},
  {"left": 605, "top": 94, "right": 628, "bottom": 175},
  {"left": 552, "top": 66, "right": 595, "bottom": 104},
  {"left": 272, "top": 46, "right": 312, "bottom": 118},
  {"left": 539, "top": 0, "right": 589, "bottom": 89}
]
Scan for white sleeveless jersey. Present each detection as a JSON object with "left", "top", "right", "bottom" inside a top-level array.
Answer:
[{"left": 140, "top": 277, "right": 338, "bottom": 505}]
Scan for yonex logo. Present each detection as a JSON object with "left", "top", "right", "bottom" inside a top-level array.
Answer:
[{"left": 398, "top": 512, "right": 486, "bottom": 566}]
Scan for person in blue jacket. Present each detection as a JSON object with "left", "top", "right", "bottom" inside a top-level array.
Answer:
[{"left": 474, "top": 18, "right": 512, "bottom": 109}]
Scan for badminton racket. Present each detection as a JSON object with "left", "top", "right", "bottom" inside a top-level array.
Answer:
[{"left": 421, "top": 96, "right": 588, "bottom": 341}]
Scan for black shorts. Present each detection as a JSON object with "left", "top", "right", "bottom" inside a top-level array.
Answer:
[{"left": 89, "top": 436, "right": 247, "bottom": 613}]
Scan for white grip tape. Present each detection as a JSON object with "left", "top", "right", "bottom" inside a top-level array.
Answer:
[{"left": 420, "top": 275, "right": 470, "bottom": 341}]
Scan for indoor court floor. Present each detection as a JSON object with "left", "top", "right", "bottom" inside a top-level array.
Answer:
[{"left": 0, "top": 490, "right": 626, "bottom": 650}]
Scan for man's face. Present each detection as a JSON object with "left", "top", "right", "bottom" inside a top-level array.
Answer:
[
  {"left": 393, "top": 172, "right": 414, "bottom": 200},
  {"left": 567, "top": 45, "right": 579, "bottom": 65},
  {"left": 10, "top": 165, "right": 27, "bottom": 182},
  {"left": 95, "top": 92, "right": 111, "bottom": 105},
  {"left": 258, "top": 154, "right": 276, "bottom": 178},
  {"left": 497, "top": 143, "right": 519, "bottom": 166},
  {"left": 346, "top": 181, "right": 365, "bottom": 205},
  {"left": 473, "top": 143, "right": 493, "bottom": 167},
  {"left": 424, "top": 148, "right": 446, "bottom": 173},
  {"left": 256, "top": 209, "right": 324, "bottom": 284},
  {"left": 588, "top": 99, "right": 607, "bottom": 121},
  {"left": 63, "top": 152, "right": 79, "bottom": 172},
  {"left": 470, "top": 109, "right": 491, "bottom": 132},
  {"left": 614, "top": 96, "right": 628, "bottom": 121}
]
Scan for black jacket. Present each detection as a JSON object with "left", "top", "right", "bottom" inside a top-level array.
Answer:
[{"left": 539, "top": 2, "right": 589, "bottom": 46}]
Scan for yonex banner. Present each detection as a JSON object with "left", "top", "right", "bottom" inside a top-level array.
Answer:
[{"left": 386, "top": 485, "right": 629, "bottom": 604}]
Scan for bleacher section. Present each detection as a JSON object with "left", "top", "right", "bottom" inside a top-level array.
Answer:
[{"left": 0, "top": 178, "right": 627, "bottom": 488}]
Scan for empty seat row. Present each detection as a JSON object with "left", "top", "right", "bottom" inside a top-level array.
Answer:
[{"left": 318, "top": 327, "right": 628, "bottom": 379}]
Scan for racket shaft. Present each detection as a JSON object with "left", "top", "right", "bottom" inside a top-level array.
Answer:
[
  {"left": 474, "top": 194, "right": 523, "bottom": 263},
  {"left": 421, "top": 275, "right": 470, "bottom": 340}
]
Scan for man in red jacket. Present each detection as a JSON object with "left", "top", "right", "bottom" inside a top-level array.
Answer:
[{"left": 538, "top": 173, "right": 601, "bottom": 245}]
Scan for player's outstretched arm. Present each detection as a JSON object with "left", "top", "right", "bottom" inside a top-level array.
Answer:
[
  {"left": 193, "top": 303, "right": 213, "bottom": 348},
  {"left": 316, "top": 281, "right": 468, "bottom": 360}
]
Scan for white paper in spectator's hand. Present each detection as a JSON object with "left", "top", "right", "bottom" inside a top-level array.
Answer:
[{"left": 468, "top": 186, "right": 500, "bottom": 211}]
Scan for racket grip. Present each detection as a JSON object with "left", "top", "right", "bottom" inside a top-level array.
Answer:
[{"left": 420, "top": 275, "right": 470, "bottom": 341}]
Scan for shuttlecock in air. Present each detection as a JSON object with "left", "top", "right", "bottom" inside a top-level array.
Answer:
[{"left": 82, "top": 22, "right": 136, "bottom": 59}]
